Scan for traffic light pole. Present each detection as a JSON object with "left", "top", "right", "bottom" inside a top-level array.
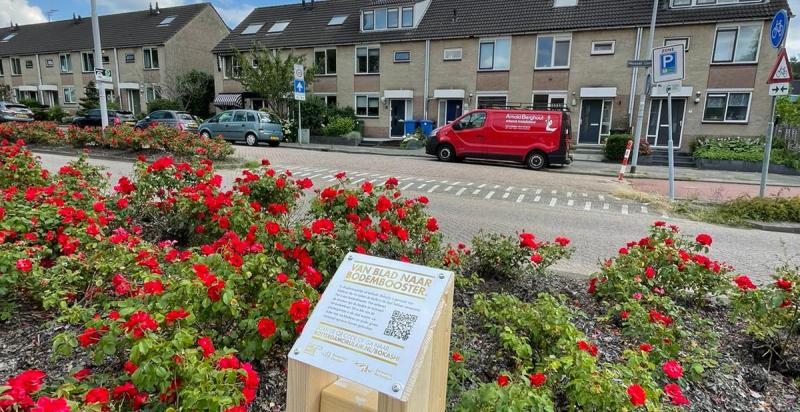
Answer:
[{"left": 90, "top": 0, "right": 109, "bottom": 129}]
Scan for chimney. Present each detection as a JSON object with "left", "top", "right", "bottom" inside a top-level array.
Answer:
[
  {"left": 149, "top": 3, "right": 153, "bottom": 14},
  {"left": 311, "top": 0, "right": 315, "bottom": 9},
  {"left": 155, "top": 2, "right": 160, "bottom": 14},
  {"left": 452, "top": 9, "right": 458, "bottom": 23},
  {"left": 302, "top": 0, "right": 306, "bottom": 9}
]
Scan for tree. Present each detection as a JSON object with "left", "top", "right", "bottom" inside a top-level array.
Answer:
[
  {"left": 78, "top": 81, "right": 100, "bottom": 115},
  {"left": 235, "top": 44, "right": 315, "bottom": 122},
  {"left": 791, "top": 56, "right": 800, "bottom": 80},
  {"left": 0, "top": 84, "right": 11, "bottom": 101},
  {"left": 174, "top": 70, "right": 214, "bottom": 117},
  {"left": 776, "top": 96, "right": 800, "bottom": 126}
]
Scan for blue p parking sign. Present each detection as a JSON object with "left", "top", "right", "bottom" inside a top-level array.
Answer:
[
  {"left": 660, "top": 52, "right": 677, "bottom": 76},
  {"left": 652, "top": 45, "right": 684, "bottom": 84}
]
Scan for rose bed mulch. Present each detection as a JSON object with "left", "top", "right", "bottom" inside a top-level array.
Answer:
[{"left": 3, "top": 272, "right": 799, "bottom": 411}]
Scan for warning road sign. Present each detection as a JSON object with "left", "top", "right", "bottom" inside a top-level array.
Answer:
[{"left": 767, "top": 48, "right": 793, "bottom": 84}]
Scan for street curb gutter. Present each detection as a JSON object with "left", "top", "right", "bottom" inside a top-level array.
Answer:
[
  {"left": 746, "top": 221, "right": 800, "bottom": 234},
  {"left": 282, "top": 144, "right": 427, "bottom": 159}
]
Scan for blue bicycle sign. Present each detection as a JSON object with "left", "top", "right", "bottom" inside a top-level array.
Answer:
[{"left": 770, "top": 9, "right": 788, "bottom": 49}]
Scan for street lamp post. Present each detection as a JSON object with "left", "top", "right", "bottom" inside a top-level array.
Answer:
[
  {"left": 90, "top": 0, "right": 109, "bottom": 129},
  {"left": 629, "top": 0, "right": 659, "bottom": 174}
]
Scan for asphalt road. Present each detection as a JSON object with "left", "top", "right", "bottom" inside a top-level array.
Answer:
[{"left": 33, "top": 147, "right": 799, "bottom": 283}]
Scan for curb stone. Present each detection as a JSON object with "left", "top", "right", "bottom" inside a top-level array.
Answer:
[{"left": 745, "top": 221, "right": 800, "bottom": 234}]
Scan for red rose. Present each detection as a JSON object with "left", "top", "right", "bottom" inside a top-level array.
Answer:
[
  {"left": 695, "top": 233, "right": 712, "bottom": 246},
  {"left": 78, "top": 327, "right": 101, "bottom": 347},
  {"left": 577, "top": 340, "right": 598, "bottom": 357},
  {"left": 385, "top": 177, "right": 399, "bottom": 188},
  {"left": 345, "top": 195, "right": 359, "bottom": 208},
  {"left": 276, "top": 273, "right": 289, "bottom": 283},
  {"left": 165, "top": 308, "right": 190, "bottom": 325},
  {"left": 84, "top": 387, "right": 109, "bottom": 404},
  {"left": 417, "top": 196, "right": 429, "bottom": 204},
  {"left": 73, "top": 368, "right": 92, "bottom": 381},
  {"left": 451, "top": 352, "right": 464, "bottom": 362},
  {"left": 361, "top": 182, "right": 373, "bottom": 193},
  {"left": 663, "top": 383, "right": 690, "bottom": 405},
  {"left": 554, "top": 236, "right": 570, "bottom": 246},
  {"left": 376, "top": 196, "right": 392, "bottom": 213},
  {"left": 639, "top": 343, "right": 653, "bottom": 352},
  {"left": 265, "top": 221, "right": 281, "bottom": 235},
  {"left": 662, "top": 359, "right": 683, "bottom": 379},
  {"left": 654, "top": 220, "right": 666, "bottom": 227},
  {"left": 289, "top": 298, "right": 311, "bottom": 322},
  {"left": 143, "top": 279, "right": 164, "bottom": 295},
  {"left": 258, "top": 318, "right": 277, "bottom": 338},
  {"left": 776, "top": 278, "right": 792, "bottom": 291},
  {"left": 645, "top": 266, "right": 656, "bottom": 279},
  {"left": 198, "top": 336, "right": 215, "bottom": 358},
  {"left": 528, "top": 372, "right": 546, "bottom": 387},
  {"left": 531, "top": 253, "right": 543, "bottom": 264},
  {"left": 627, "top": 384, "right": 646, "bottom": 406},
  {"left": 124, "top": 361, "right": 138, "bottom": 375},
  {"left": 8, "top": 369, "right": 46, "bottom": 393},
  {"left": 16, "top": 258, "right": 32, "bottom": 273},
  {"left": 620, "top": 311, "right": 629, "bottom": 320},
  {"left": 426, "top": 217, "right": 439, "bottom": 232},
  {"left": 734, "top": 275, "right": 756, "bottom": 291},
  {"left": 30, "top": 396, "right": 70, "bottom": 412},
  {"left": 497, "top": 375, "right": 509, "bottom": 387}
]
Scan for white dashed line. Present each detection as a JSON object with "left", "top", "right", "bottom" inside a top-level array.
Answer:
[
  {"left": 599, "top": 195, "right": 605, "bottom": 201},
  {"left": 401, "top": 183, "right": 414, "bottom": 190},
  {"left": 478, "top": 184, "right": 486, "bottom": 189},
  {"left": 452, "top": 181, "right": 461, "bottom": 185},
  {"left": 641, "top": 206, "right": 648, "bottom": 214},
  {"left": 567, "top": 199, "right": 575, "bottom": 207},
  {"left": 444, "top": 186, "right": 453, "bottom": 192},
  {"left": 534, "top": 196, "right": 541, "bottom": 202},
  {"left": 502, "top": 192, "right": 510, "bottom": 199},
  {"left": 622, "top": 205, "right": 629, "bottom": 215},
  {"left": 506, "top": 186, "right": 514, "bottom": 191},
  {"left": 582, "top": 193, "right": 588, "bottom": 197},
  {"left": 352, "top": 178, "right": 365, "bottom": 184},
  {"left": 536, "top": 189, "right": 542, "bottom": 195},
  {"left": 417, "top": 184, "right": 427, "bottom": 189},
  {"left": 584, "top": 201, "right": 592, "bottom": 211},
  {"left": 551, "top": 190, "right": 557, "bottom": 195},
  {"left": 455, "top": 188, "right": 466, "bottom": 196},
  {"left": 522, "top": 188, "right": 529, "bottom": 192},
  {"left": 567, "top": 192, "right": 573, "bottom": 197},
  {"left": 308, "top": 174, "right": 322, "bottom": 179},
  {"left": 428, "top": 185, "right": 440, "bottom": 193},
  {"left": 516, "top": 194, "right": 525, "bottom": 203},
  {"left": 472, "top": 190, "right": 481, "bottom": 195},
  {"left": 603, "top": 203, "right": 610, "bottom": 210},
  {"left": 549, "top": 198, "right": 557, "bottom": 207},
  {"left": 485, "top": 191, "right": 495, "bottom": 199},
  {"left": 466, "top": 182, "right": 474, "bottom": 186}
]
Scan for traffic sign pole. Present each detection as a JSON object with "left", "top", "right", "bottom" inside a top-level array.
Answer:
[
  {"left": 630, "top": 0, "right": 660, "bottom": 174},
  {"left": 666, "top": 84, "right": 675, "bottom": 201},
  {"left": 90, "top": 0, "right": 108, "bottom": 130},
  {"left": 760, "top": 10, "right": 791, "bottom": 198},
  {"left": 759, "top": 97, "right": 777, "bottom": 197}
]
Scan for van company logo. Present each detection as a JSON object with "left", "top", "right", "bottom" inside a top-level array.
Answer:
[
  {"left": 505, "top": 113, "right": 544, "bottom": 122},
  {"left": 545, "top": 116, "right": 557, "bottom": 132}
]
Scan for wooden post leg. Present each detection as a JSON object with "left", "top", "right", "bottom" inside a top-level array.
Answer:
[{"left": 287, "top": 358, "right": 338, "bottom": 412}]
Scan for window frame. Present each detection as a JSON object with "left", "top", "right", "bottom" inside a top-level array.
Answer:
[
  {"left": 393, "top": 50, "right": 411, "bottom": 63},
  {"left": 671, "top": 0, "right": 763, "bottom": 7},
  {"left": 143, "top": 47, "right": 160, "bottom": 70},
  {"left": 355, "top": 45, "right": 380, "bottom": 75},
  {"left": 125, "top": 53, "right": 135, "bottom": 64},
  {"left": 711, "top": 23, "right": 762, "bottom": 64},
  {"left": 664, "top": 37, "right": 691, "bottom": 52},
  {"left": 531, "top": 91, "right": 568, "bottom": 109},
  {"left": 0, "top": 60, "right": 3, "bottom": 76},
  {"left": 475, "top": 94, "right": 508, "bottom": 109},
  {"left": 317, "top": 94, "right": 338, "bottom": 107},
  {"left": 478, "top": 37, "right": 511, "bottom": 71},
  {"left": 328, "top": 15, "right": 348, "bottom": 26},
  {"left": 24, "top": 60, "right": 33, "bottom": 69},
  {"left": 702, "top": 91, "right": 753, "bottom": 123},
  {"left": 355, "top": 94, "right": 380, "bottom": 118},
  {"left": 535, "top": 34, "right": 572, "bottom": 69},
  {"left": 591, "top": 40, "right": 616, "bottom": 55},
  {"left": 387, "top": 8, "right": 399, "bottom": 29},
  {"left": 401, "top": 7, "right": 414, "bottom": 28},
  {"left": 241, "top": 23, "right": 264, "bottom": 35},
  {"left": 145, "top": 85, "right": 162, "bottom": 102},
  {"left": 2, "top": 33, "right": 16, "bottom": 42},
  {"left": 362, "top": 10, "right": 374, "bottom": 31},
  {"left": 63, "top": 86, "right": 76, "bottom": 104},
  {"left": 59, "top": 54, "right": 72, "bottom": 73},
  {"left": 222, "top": 55, "right": 241, "bottom": 79},
  {"left": 443, "top": 48, "right": 463, "bottom": 61},
  {"left": 314, "top": 48, "right": 337, "bottom": 75},
  {"left": 267, "top": 20, "right": 291, "bottom": 33},
  {"left": 10, "top": 58, "right": 21, "bottom": 75},
  {"left": 81, "top": 52, "right": 94, "bottom": 73},
  {"left": 158, "top": 16, "right": 177, "bottom": 26},
  {"left": 45, "top": 58, "right": 54, "bottom": 68}
]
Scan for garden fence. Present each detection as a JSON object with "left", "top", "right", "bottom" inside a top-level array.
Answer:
[{"left": 775, "top": 124, "right": 800, "bottom": 154}]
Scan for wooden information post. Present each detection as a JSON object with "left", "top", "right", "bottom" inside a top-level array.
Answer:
[{"left": 287, "top": 253, "right": 455, "bottom": 412}]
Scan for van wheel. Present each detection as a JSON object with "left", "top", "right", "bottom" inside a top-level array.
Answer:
[
  {"left": 436, "top": 144, "right": 456, "bottom": 162},
  {"left": 245, "top": 133, "right": 258, "bottom": 146},
  {"left": 526, "top": 151, "right": 548, "bottom": 170},
  {"left": 200, "top": 130, "right": 212, "bottom": 139}
]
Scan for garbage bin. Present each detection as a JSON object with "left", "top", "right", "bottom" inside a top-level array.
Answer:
[
  {"left": 403, "top": 119, "right": 419, "bottom": 136},
  {"left": 419, "top": 120, "right": 434, "bottom": 137}
]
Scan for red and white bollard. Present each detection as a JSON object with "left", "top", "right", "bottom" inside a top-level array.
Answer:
[{"left": 618, "top": 139, "right": 634, "bottom": 182}]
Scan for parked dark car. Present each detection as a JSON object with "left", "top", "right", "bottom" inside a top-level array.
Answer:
[
  {"left": 198, "top": 110, "right": 283, "bottom": 147},
  {"left": 116, "top": 111, "right": 137, "bottom": 126},
  {"left": 0, "top": 102, "right": 34, "bottom": 123},
  {"left": 72, "top": 109, "right": 123, "bottom": 127},
  {"left": 134, "top": 110, "right": 198, "bottom": 132}
]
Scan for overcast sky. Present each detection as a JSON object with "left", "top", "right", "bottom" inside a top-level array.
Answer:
[{"left": 2, "top": 0, "right": 798, "bottom": 58}]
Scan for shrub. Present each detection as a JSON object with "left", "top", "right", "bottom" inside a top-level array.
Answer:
[
  {"left": 716, "top": 196, "right": 800, "bottom": 223},
  {"left": 47, "top": 106, "right": 67, "bottom": 123},
  {"left": 692, "top": 136, "right": 800, "bottom": 169},
  {"left": 466, "top": 232, "right": 573, "bottom": 280},
  {"left": 147, "top": 98, "right": 181, "bottom": 113},
  {"left": 300, "top": 96, "right": 328, "bottom": 134},
  {"left": 603, "top": 135, "right": 631, "bottom": 161},
  {"left": 322, "top": 116, "right": 355, "bottom": 137}
]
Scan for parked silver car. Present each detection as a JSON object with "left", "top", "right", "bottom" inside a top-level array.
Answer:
[
  {"left": 134, "top": 110, "right": 199, "bottom": 132},
  {"left": 198, "top": 110, "right": 283, "bottom": 147},
  {"left": 0, "top": 102, "right": 34, "bottom": 123}
]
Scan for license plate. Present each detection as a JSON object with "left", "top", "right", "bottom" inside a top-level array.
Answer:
[
  {"left": 16, "top": 114, "right": 28, "bottom": 118},
  {"left": 188, "top": 123, "right": 197, "bottom": 128},
  {"left": 270, "top": 135, "right": 278, "bottom": 140}
]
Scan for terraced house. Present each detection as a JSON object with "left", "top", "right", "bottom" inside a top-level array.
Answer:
[
  {"left": 0, "top": 3, "right": 229, "bottom": 115},
  {"left": 212, "top": 0, "right": 790, "bottom": 152}
]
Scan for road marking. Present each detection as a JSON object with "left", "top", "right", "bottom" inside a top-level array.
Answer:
[
  {"left": 661, "top": 213, "right": 669, "bottom": 218},
  {"left": 296, "top": 172, "right": 311, "bottom": 177},
  {"left": 582, "top": 193, "right": 588, "bottom": 197},
  {"left": 516, "top": 194, "right": 525, "bottom": 203},
  {"left": 567, "top": 199, "right": 575, "bottom": 207},
  {"left": 478, "top": 184, "right": 486, "bottom": 189},
  {"left": 622, "top": 205, "right": 629, "bottom": 215},
  {"left": 352, "top": 178, "right": 365, "bottom": 184},
  {"left": 452, "top": 181, "right": 461, "bottom": 185},
  {"left": 485, "top": 191, "right": 495, "bottom": 199},
  {"left": 472, "top": 190, "right": 481, "bottom": 195},
  {"left": 599, "top": 195, "right": 605, "bottom": 201},
  {"left": 549, "top": 198, "right": 557, "bottom": 207},
  {"left": 466, "top": 182, "right": 474, "bottom": 186},
  {"left": 641, "top": 206, "right": 648, "bottom": 214},
  {"left": 522, "top": 188, "right": 529, "bottom": 192},
  {"left": 455, "top": 188, "right": 466, "bottom": 196},
  {"left": 428, "top": 185, "right": 440, "bottom": 193},
  {"left": 536, "top": 189, "right": 542, "bottom": 195},
  {"left": 584, "top": 201, "right": 592, "bottom": 211},
  {"left": 534, "top": 196, "right": 541, "bottom": 202},
  {"left": 401, "top": 183, "right": 414, "bottom": 190},
  {"left": 417, "top": 184, "right": 427, "bottom": 189},
  {"left": 493, "top": 185, "right": 500, "bottom": 189},
  {"left": 551, "top": 190, "right": 557, "bottom": 195},
  {"left": 444, "top": 186, "right": 453, "bottom": 192},
  {"left": 567, "top": 192, "right": 573, "bottom": 197},
  {"left": 326, "top": 177, "right": 337, "bottom": 182},
  {"left": 506, "top": 186, "right": 514, "bottom": 191},
  {"left": 502, "top": 192, "right": 510, "bottom": 199},
  {"left": 308, "top": 173, "right": 322, "bottom": 179},
  {"left": 440, "top": 181, "right": 448, "bottom": 184},
  {"left": 426, "top": 180, "right": 436, "bottom": 183},
  {"left": 603, "top": 203, "right": 610, "bottom": 210}
]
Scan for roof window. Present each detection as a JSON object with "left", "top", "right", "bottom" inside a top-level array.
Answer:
[
  {"left": 158, "top": 16, "right": 177, "bottom": 26},
  {"left": 268, "top": 20, "right": 291, "bottom": 33},
  {"left": 671, "top": 0, "right": 762, "bottom": 7},
  {"left": 1, "top": 33, "right": 16, "bottom": 42},
  {"left": 242, "top": 23, "right": 264, "bottom": 34},
  {"left": 554, "top": 0, "right": 578, "bottom": 6},
  {"left": 328, "top": 15, "right": 348, "bottom": 26}
]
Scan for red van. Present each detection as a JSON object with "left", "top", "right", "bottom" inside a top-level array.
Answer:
[{"left": 425, "top": 108, "right": 572, "bottom": 170}]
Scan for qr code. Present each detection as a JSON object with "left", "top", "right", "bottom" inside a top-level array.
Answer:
[{"left": 384, "top": 310, "right": 418, "bottom": 341}]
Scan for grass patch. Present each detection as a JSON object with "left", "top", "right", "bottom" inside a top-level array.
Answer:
[
  {"left": 673, "top": 196, "right": 800, "bottom": 226},
  {"left": 613, "top": 187, "right": 674, "bottom": 214}
]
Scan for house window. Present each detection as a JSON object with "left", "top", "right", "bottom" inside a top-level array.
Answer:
[
  {"left": 268, "top": 20, "right": 290, "bottom": 33},
  {"left": 315, "top": 49, "right": 337, "bottom": 75},
  {"left": 241, "top": 23, "right": 263, "bottom": 35},
  {"left": 145, "top": 85, "right": 162, "bottom": 102},
  {"left": 144, "top": 48, "right": 159, "bottom": 69},
  {"left": 0, "top": 60, "right": 3, "bottom": 76},
  {"left": 328, "top": 15, "right": 347, "bottom": 26},
  {"left": 665, "top": 37, "right": 690, "bottom": 52},
  {"left": 223, "top": 56, "right": 241, "bottom": 79},
  {"left": 476, "top": 95, "right": 507, "bottom": 109},
  {"left": 356, "top": 95, "right": 379, "bottom": 117},
  {"left": 554, "top": 0, "right": 578, "bottom": 6},
  {"left": 591, "top": 41, "right": 615, "bottom": 55},
  {"left": 394, "top": 51, "right": 411, "bottom": 63},
  {"left": 401, "top": 7, "right": 413, "bottom": 27},
  {"left": 712, "top": 24, "right": 761, "bottom": 63},
  {"left": 533, "top": 92, "right": 567, "bottom": 109},
  {"left": 158, "top": 16, "right": 176, "bottom": 26},
  {"left": 444, "top": 48, "right": 462, "bottom": 61},
  {"left": 1, "top": 33, "right": 16, "bottom": 42},
  {"left": 387, "top": 8, "right": 398, "bottom": 29},
  {"left": 479, "top": 38, "right": 511, "bottom": 70},
  {"left": 81, "top": 52, "right": 94, "bottom": 72},
  {"left": 356, "top": 46, "right": 380, "bottom": 74},
  {"left": 101, "top": 55, "right": 110, "bottom": 65},
  {"left": 362, "top": 11, "right": 374, "bottom": 30},
  {"left": 320, "top": 95, "right": 337, "bottom": 106},
  {"left": 703, "top": 92, "right": 752, "bottom": 122},
  {"left": 125, "top": 53, "right": 135, "bottom": 63},
  {"left": 63, "top": 87, "right": 76, "bottom": 104},
  {"left": 11, "top": 58, "right": 21, "bottom": 75},
  {"left": 374, "top": 9, "right": 387, "bottom": 30},
  {"left": 59, "top": 54, "right": 72, "bottom": 72},
  {"left": 24, "top": 60, "right": 33, "bottom": 69},
  {"left": 45, "top": 59, "right": 54, "bottom": 68},
  {"left": 536, "top": 34, "right": 571, "bottom": 69}
]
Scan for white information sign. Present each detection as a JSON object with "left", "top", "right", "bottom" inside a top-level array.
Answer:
[
  {"left": 769, "top": 83, "right": 790, "bottom": 96},
  {"left": 293, "top": 64, "right": 305, "bottom": 81},
  {"left": 652, "top": 44, "right": 685, "bottom": 84},
  {"left": 94, "top": 68, "right": 112, "bottom": 83},
  {"left": 289, "top": 253, "right": 453, "bottom": 401}
]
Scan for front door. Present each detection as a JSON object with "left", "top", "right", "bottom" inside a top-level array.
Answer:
[
  {"left": 390, "top": 99, "right": 407, "bottom": 137},
  {"left": 446, "top": 100, "right": 462, "bottom": 123},
  {"left": 579, "top": 99, "right": 603, "bottom": 144},
  {"left": 647, "top": 98, "right": 686, "bottom": 147},
  {"left": 127, "top": 90, "right": 141, "bottom": 115}
]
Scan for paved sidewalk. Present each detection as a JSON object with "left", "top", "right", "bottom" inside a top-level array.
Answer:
[{"left": 631, "top": 179, "right": 800, "bottom": 201}]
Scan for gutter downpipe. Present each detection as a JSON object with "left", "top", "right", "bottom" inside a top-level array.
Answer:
[
  {"left": 423, "top": 39, "right": 430, "bottom": 120},
  {"left": 113, "top": 48, "right": 121, "bottom": 108},
  {"left": 35, "top": 53, "right": 43, "bottom": 104}
]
